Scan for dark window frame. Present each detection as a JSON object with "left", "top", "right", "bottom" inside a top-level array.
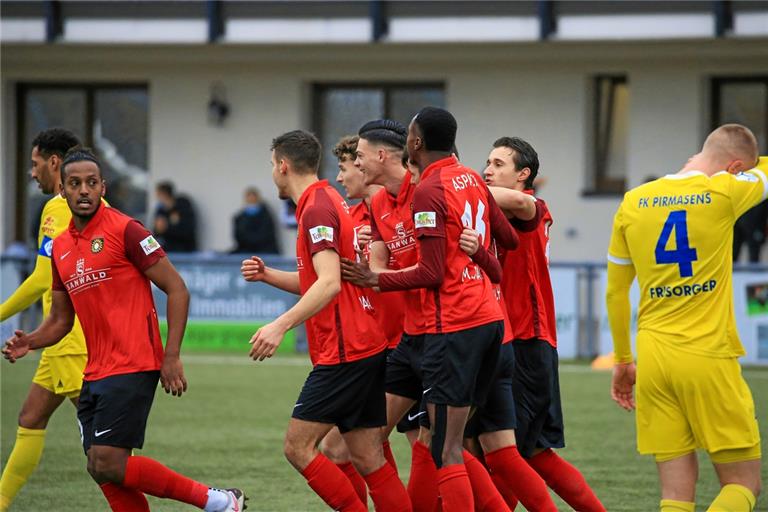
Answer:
[
  {"left": 710, "top": 75, "right": 768, "bottom": 152},
  {"left": 15, "top": 82, "right": 149, "bottom": 241},
  {"left": 585, "top": 74, "right": 628, "bottom": 197},
  {"left": 311, "top": 81, "right": 446, "bottom": 136}
]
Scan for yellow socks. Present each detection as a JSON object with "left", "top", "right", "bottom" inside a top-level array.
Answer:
[
  {"left": 707, "top": 484, "right": 756, "bottom": 512},
  {"left": 0, "top": 427, "right": 46, "bottom": 510},
  {"left": 661, "top": 499, "right": 695, "bottom": 511}
]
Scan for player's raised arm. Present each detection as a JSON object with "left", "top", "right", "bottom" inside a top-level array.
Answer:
[
  {"left": 250, "top": 249, "right": 341, "bottom": 361},
  {"left": 486, "top": 190, "right": 520, "bottom": 248},
  {"left": 488, "top": 186, "right": 538, "bottom": 223},
  {"left": 241, "top": 255, "right": 300, "bottom": 294},
  {"left": 2, "top": 289, "right": 75, "bottom": 362},
  {"left": 144, "top": 256, "right": 189, "bottom": 397}
]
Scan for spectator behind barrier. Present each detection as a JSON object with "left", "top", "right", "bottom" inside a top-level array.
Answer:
[
  {"left": 231, "top": 186, "right": 279, "bottom": 254},
  {"left": 153, "top": 181, "right": 198, "bottom": 252}
]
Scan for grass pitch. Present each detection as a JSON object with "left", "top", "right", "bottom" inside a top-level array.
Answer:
[{"left": 2, "top": 353, "right": 766, "bottom": 511}]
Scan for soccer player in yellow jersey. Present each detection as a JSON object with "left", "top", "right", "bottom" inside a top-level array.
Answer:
[
  {"left": 606, "top": 124, "right": 766, "bottom": 512},
  {"left": 0, "top": 129, "right": 86, "bottom": 510}
]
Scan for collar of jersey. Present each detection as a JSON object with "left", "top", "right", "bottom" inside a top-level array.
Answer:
[
  {"left": 420, "top": 155, "right": 459, "bottom": 181},
  {"left": 663, "top": 170, "right": 707, "bottom": 180},
  {"left": 68, "top": 202, "right": 107, "bottom": 239},
  {"left": 393, "top": 170, "right": 416, "bottom": 206},
  {"left": 296, "top": 179, "right": 329, "bottom": 221}
]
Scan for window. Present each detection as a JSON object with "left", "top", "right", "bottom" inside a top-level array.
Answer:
[
  {"left": 712, "top": 76, "right": 768, "bottom": 152},
  {"left": 312, "top": 83, "right": 445, "bottom": 189},
  {"left": 17, "top": 84, "right": 148, "bottom": 243},
  {"left": 588, "top": 75, "right": 629, "bottom": 195}
]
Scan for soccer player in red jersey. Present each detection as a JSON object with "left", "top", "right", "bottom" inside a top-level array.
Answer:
[
  {"left": 343, "top": 107, "right": 519, "bottom": 512},
  {"left": 483, "top": 137, "right": 605, "bottom": 511},
  {"left": 2, "top": 148, "right": 245, "bottom": 512},
  {"left": 317, "top": 134, "right": 407, "bottom": 505},
  {"left": 240, "top": 130, "right": 411, "bottom": 512}
]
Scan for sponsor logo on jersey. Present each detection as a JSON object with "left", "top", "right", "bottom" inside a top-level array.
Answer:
[
  {"left": 38, "top": 236, "right": 54, "bottom": 257},
  {"left": 140, "top": 235, "right": 161, "bottom": 255},
  {"left": 309, "top": 226, "right": 334, "bottom": 243},
  {"left": 91, "top": 237, "right": 104, "bottom": 253},
  {"left": 41, "top": 215, "right": 56, "bottom": 235},
  {"left": 395, "top": 222, "right": 406, "bottom": 238},
  {"left": 76, "top": 258, "right": 85, "bottom": 276},
  {"left": 414, "top": 212, "right": 436, "bottom": 229}
]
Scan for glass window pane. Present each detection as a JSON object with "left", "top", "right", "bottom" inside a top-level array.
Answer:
[
  {"left": 23, "top": 89, "right": 87, "bottom": 244},
  {"left": 93, "top": 88, "right": 149, "bottom": 223},
  {"left": 388, "top": 87, "right": 446, "bottom": 128},
  {"left": 317, "top": 88, "right": 384, "bottom": 190},
  {"left": 719, "top": 82, "right": 767, "bottom": 152},
  {"left": 606, "top": 82, "right": 629, "bottom": 180}
]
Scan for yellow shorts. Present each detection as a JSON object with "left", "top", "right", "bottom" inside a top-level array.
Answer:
[
  {"left": 636, "top": 333, "right": 760, "bottom": 460},
  {"left": 31, "top": 353, "right": 86, "bottom": 399}
]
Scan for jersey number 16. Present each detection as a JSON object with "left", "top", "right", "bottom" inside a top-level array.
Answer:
[{"left": 654, "top": 210, "right": 698, "bottom": 278}]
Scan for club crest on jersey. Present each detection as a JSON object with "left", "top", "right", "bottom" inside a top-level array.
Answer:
[
  {"left": 140, "top": 235, "right": 161, "bottom": 255},
  {"left": 91, "top": 237, "right": 104, "bottom": 253},
  {"left": 309, "top": 226, "right": 334, "bottom": 243},
  {"left": 414, "top": 212, "right": 436, "bottom": 229},
  {"left": 76, "top": 258, "right": 85, "bottom": 276}
]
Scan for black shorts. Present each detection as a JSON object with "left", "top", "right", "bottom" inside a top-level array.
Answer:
[
  {"left": 465, "top": 342, "right": 517, "bottom": 437},
  {"left": 385, "top": 334, "right": 426, "bottom": 401},
  {"left": 77, "top": 371, "right": 159, "bottom": 454},
  {"left": 422, "top": 321, "right": 503, "bottom": 407},
  {"left": 512, "top": 339, "right": 565, "bottom": 458},
  {"left": 293, "top": 350, "right": 387, "bottom": 433}
]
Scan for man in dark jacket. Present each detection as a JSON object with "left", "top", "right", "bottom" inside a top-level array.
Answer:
[
  {"left": 153, "top": 181, "right": 198, "bottom": 253},
  {"left": 232, "top": 187, "right": 279, "bottom": 254}
]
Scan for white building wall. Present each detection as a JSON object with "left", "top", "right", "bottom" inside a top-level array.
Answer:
[{"left": 2, "top": 41, "right": 767, "bottom": 261}]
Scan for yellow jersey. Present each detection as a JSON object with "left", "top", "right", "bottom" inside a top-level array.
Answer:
[
  {"left": 1, "top": 195, "right": 87, "bottom": 356},
  {"left": 607, "top": 160, "right": 768, "bottom": 358}
]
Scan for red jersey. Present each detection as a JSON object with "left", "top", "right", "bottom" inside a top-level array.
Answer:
[
  {"left": 381, "top": 156, "right": 510, "bottom": 334},
  {"left": 369, "top": 172, "right": 427, "bottom": 336},
  {"left": 348, "top": 201, "right": 405, "bottom": 349},
  {"left": 51, "top": 205, "right": 166, "bottom": 381},
  {"left": 295, "top": 180, "right": 386, "bottom": 365},
  {"left": 500, "top": 193, "right": 557, "bottom": 347}
]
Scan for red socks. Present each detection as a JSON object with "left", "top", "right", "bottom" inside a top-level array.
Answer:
[
  {"left": 364, "top": 462, "right": 413, "bottom": 512},
  {"left": 383, "top": 440, "right": 399, "bottom": 473},
  {"left": 528, "top": 449, "right": 605, "bottom": 512},
  {"left": 99, "top": 482, "right": 150, "bottom": 511},
  {"left": 463, "top": 451, "right": 511, "bottom": 512},
  {"left": 301, "top": 454, "right": 366, "bottom": 512},
  {"left": 484, "top": 446, "right": 557, "bottom": 512},
  {"left": 437, "top": 464, "right": 474, "bottom": 512},
  {"left": 408, "top": 440, "right": 440, "bottom": 512},
  {"left": 337, "top": 461, "right": 368, "bottom": 505},
  {"left": 122, "top": 455, "right": 208, "bottom": 508}
]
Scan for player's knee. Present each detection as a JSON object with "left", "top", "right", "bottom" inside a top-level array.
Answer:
[
  {"left": 441, "top": 443, "right": 464, "bottom": 467},
  {"left": 17, "top": 407, "right": 49, "bottom": 430},
  {"left": 320, "top": 440, "right": 350, "bottom": 464},
  {"left": 86, "top": 451, "right": 125, "bottom": 484},
  {"left": 283, "top": 435, "right": 314, "bottom": 470},
  {"left": 349, "top": 449, "right": 383, "bottom": 476}
]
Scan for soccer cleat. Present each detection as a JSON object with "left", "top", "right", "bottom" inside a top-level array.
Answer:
[{"left": 224, "top": 488, "right": 247, "bottom": 511}]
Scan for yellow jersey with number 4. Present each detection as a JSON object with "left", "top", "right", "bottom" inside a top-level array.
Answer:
[{"left": 607, "top": 159, "right": 768, "bottom": 358}]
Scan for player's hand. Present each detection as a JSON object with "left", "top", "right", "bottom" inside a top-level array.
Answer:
[
  {"left": 611, "top": 362, "right": 636, "bottom": 411},
  {"left": 459, "top": 228, "right": 480, "bottom": 256},
  {"left": 241, "top": 256, "right": 266, "bottom": 282},
  {"left": 356, "top": 225, "right": 372, "bottom": 248},
  {"left": 340, "top": 256, "right": 379, "bottom": 288},
  {"left": 160, "top": 354, "right": 188, "bottom": 397},
  {"left": 249, "top": 321, "right": 286, "bottom": 361},
  {"left": 2, "top": 330, "right": 31, "bottom": 363}
]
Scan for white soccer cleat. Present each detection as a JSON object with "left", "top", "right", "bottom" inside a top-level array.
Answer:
[{"left": 223, "top": 488, "right": 247, "bottom": 511}]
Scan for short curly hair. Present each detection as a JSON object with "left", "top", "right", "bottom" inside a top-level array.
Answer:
[{"left": 332, "top": 135, "right": 359, "bottom": 162}]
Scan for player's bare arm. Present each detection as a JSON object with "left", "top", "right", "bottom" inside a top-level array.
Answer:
[
  {"left": 145, "top": 257, "right": 189, "bottom": 397},
  {"left": 241, "top": 255, "right": 301, "bottom": 294},
  {"left": 2, "top": 289, "right": 74, "bottom": 363},
  {"left": 249, "top": 248, "right": 341, "bottom": 361},
  {"left": 488, "top": 186, "right": 537, "bottom": 221}
]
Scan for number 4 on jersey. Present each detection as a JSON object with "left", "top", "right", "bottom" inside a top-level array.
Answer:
[{"left": 654, "top": 210, "right": 697, "bottom": 278}]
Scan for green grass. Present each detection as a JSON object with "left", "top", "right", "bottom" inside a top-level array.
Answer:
[{"left": 2, "top": 354, "right": 766, "bottom": 511}]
